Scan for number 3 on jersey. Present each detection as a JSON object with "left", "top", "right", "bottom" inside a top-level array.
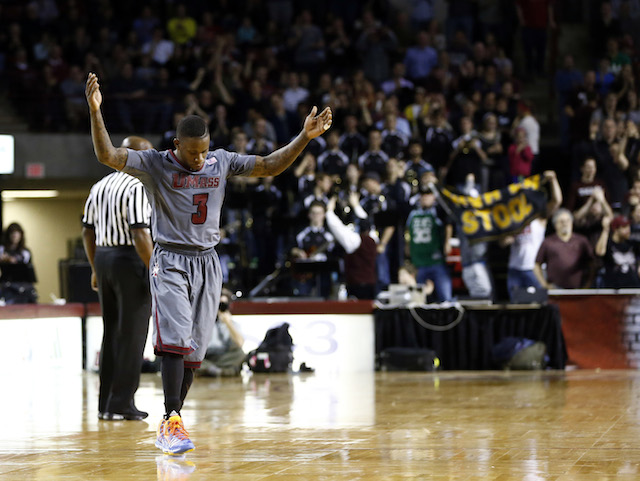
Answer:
[{"left": 191, "top": 193, "right": 209, "bottom": 224}]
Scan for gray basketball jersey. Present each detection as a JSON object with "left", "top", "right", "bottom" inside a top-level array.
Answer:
[{"left": 124, "top": 148, "right": 255, "bottom": 249}]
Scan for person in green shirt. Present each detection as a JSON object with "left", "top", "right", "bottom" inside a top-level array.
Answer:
[
  {"left": 405, "top": 187, "right": 452, "bottom": 302},
  {"left": 606, "top": 37, "right": 631, "bottom": 75}
]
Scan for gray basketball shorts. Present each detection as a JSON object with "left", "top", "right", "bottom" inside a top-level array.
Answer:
[{"left": 150, "top": 244, "right": 222, "bottom": 369}]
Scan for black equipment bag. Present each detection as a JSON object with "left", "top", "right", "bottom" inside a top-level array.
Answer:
[
  {"left": 491, "top": 337, "right": 548, "bottom": 370},
  {"left": 378, "top": 347, "right": 440, "bottom": 371},
  {"left": 246, "top": 323, "right": 294, "bottom": 373}
]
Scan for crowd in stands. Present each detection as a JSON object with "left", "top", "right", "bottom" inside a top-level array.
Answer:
[{"left": 2, "top": 0, "right": 640, "bottom": 301}]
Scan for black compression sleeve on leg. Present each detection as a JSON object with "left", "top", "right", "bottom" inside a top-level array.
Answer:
[
  {"left": 161, "top": 354, "right": 184, "bottom": 416},
  {"left": 180, "top": 368, "right": 195, "bottom": 411}
]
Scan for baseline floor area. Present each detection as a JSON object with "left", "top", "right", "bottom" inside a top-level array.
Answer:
[{"left": 2, "top": 369, "right": 640, "bottom": 480}]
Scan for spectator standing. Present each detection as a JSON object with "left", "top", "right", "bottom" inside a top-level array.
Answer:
[
  {"left": 404, "top": 86, "right": 430, "bottom": 138},
  {"left": 288, "top": 10, "right": 326, "bottom": 75},
  {"left": 403, "top": 31, "right": 439, "bottom": 86},
  {"left": 591, "top": 1, "right": 622, "bottom": 60},
  {"left": 445, "top": 116, "right": 486, "bottom": 187},
  {"left": 404, "top": 141, "right": 435, "bottom": 191},
  {"left": 623, "top": 90, "right": 640, "bottom": 125},
  {"left": 573, "top": 185, "right": 614, "bottom": 249},
  {"left": 359, "top": 171, "right": 397, "bottom": 292},
  {"left": 554, "top": 54, "right": 584, "bottom": 147},
  {"left": 448, "top": 0, "right": 476, "bottom": 40},
  {"left": 356, "top": 21, "right": 398, "bottom": 87},
  {"left": 534, "top": 208, "right": 596, "bottom": 289},
  {"left": 246, "top": 118, "right": 276, "bottom": 156},
  {"left": 405, "top": 186, "right": 452, "bottom": 302},
  {"left": 167, "top": 4, "right": 197, "bottom": 46},
  {"left": 293, "top": 152, "right": 317, "bottom": 203},
  {"left": 282, "top": 72, "right": 309, "bottom": 114},
  {"left": 477, "top": 112, "right": 506, "bottom": 189},
  {"left": 141, "top": 28, "right": 175, "bottom": 67},
  {"left": 236, "top": 16, "right": 258, "bottom": 46},
  {"left": 60, "top": 65, "right": 88, "bottom": 130},
  {"left": 325, "top": 196, "right": 378, "bottom": 299},
  {"left": 458, "top": 174, "right": 493, "bottom": 299},
  {"left": 380, "top": 113, "right": 410, "bottom": 159},
  {"left": 619, "top": 119, "right": 640, "bottom": 182},
  {"left": 503, "top": 170, "right": 562, "bottom": 300},
  {"left": 267, "top": 93, "right": 298, "bottom": 146},
  {"left": 595, "top": 215, "right": 640, "bottom": 288},
  {"left": 424, "top": 106, "right": 454, "bottom": 174},
  {"left": 565, "top": 71, "right": 599, "bottom": 149},
  {"left": 374, "top": 97, "right": 412, "bottom": 139},
  {"left": 595, "top": 58, "right": 616, "bottom": 97},
  {"left": 508, "top": 127, "right": 534, "bottom": 181},
  {"left": 302, "top": 172, "right": 333, "bottom": 211},
  {"left": 251, "top": 177, "right": 284, "bottom": 276},
  {"left": 606, "top": 37, "right": 631, "bottom": 75},
  {"left": 591, "top": 92, "right": 619, "bottom": 125},
  {"left": 0, "top": 222, "right": 35, "bottom": 268},
  {"left": 381, "top": 62, "right": 415, "bottom": 97},
  {"left": 317, "top": 130, "right": 349, "bottom": 178},
  {"left": 132, "top": 6, "right": 160, "bottom": 46},
  {"left": 515, "top": 0, "right": 556, "bottom": 77},
  {"left": 514, "top": 101, "right": 540, "bottom": 158},
  {"left": 339, "top": 115, "right": 368, "bottom": 164},
  {"left": 108, "top": 63, "right": 147, "bottom": 146},
  {"left": 565, "top": 157, "right": 609, "bottom": 212},
  {"left": 324, "top": 16, "right": 352, "bottom": 76},
  {"left": 358, "top": 130, "right": 390, "bottom": 179},
  {"left": 629, "top": 203, "right": 640, "bottom": 250},
  {"left": 594, "top": 118, "right": 629, "bottom": 209},
  {"left": 290, "top": 201, "right": 336, "bottom": 298}
]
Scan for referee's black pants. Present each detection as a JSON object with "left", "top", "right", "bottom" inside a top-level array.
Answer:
[{"left": 94, "top": 246, "right": 151, "bottom": 414}]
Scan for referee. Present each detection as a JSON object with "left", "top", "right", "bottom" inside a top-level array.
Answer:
[{"left": 82, "top": 136, "right": 154, "bottom": 421}]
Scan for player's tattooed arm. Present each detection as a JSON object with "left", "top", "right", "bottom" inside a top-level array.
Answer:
[
  {"left": 252, "top": 106, "right": 332, "bottom": 177},
  {"left": 86, "top": 72, "right": 128, "bottom": 171},
  {"left": 252, "top": 132, "right": 312, "bottom": 177}
]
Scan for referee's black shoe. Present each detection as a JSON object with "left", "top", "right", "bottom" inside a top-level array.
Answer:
[{"left": 99, "top": 409, "right": 148, "bottom": 421}]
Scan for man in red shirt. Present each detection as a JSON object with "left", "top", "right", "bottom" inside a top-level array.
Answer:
[{"left": 534, "top": 208, "right": 595, "bottom": 289}]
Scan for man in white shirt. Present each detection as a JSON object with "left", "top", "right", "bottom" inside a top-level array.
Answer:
[{"left": 500, "top": 170, "right": 562, "bottom": 301}]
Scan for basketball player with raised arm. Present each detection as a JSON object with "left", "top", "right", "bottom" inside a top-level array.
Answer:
[{"left": 85, "top": 72, "right": 332, "bottom": 455}]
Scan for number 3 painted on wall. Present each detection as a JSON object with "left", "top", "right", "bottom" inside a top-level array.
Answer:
[
  {"left": 191, "top": 193, "right": 209, "bottom": 224},
  {"left": 304, "top": 320, "right": 338, "bottom": 355}
]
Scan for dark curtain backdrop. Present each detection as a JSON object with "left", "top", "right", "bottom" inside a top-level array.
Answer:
[{"left": 375, "top": 305, "right": 567, "bottom": 370}]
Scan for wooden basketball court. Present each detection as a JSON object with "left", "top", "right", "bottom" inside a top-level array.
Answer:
[{"left": 3, "top": 369, "right": 640, "bottom": 480}]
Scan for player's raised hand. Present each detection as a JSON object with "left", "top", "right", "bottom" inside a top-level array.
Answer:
[
  {"left": 85, "top": 72, "right": 103, "bottom": 112},
  {"left": 303, "top": 106, "right": 333, "bottom": 139}
]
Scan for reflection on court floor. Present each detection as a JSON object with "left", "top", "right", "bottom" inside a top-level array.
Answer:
[{"left": 3, "top": 369, "right": 640, "bottom": 479}]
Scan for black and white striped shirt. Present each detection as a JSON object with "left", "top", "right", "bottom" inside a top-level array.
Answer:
[{"left": 82, "top": 171, "right": 151, "bottom": 247}]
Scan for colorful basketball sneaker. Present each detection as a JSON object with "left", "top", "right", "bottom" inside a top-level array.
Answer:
[{"left": 155, "top": 411, "right": 195, "bottom": 455}]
